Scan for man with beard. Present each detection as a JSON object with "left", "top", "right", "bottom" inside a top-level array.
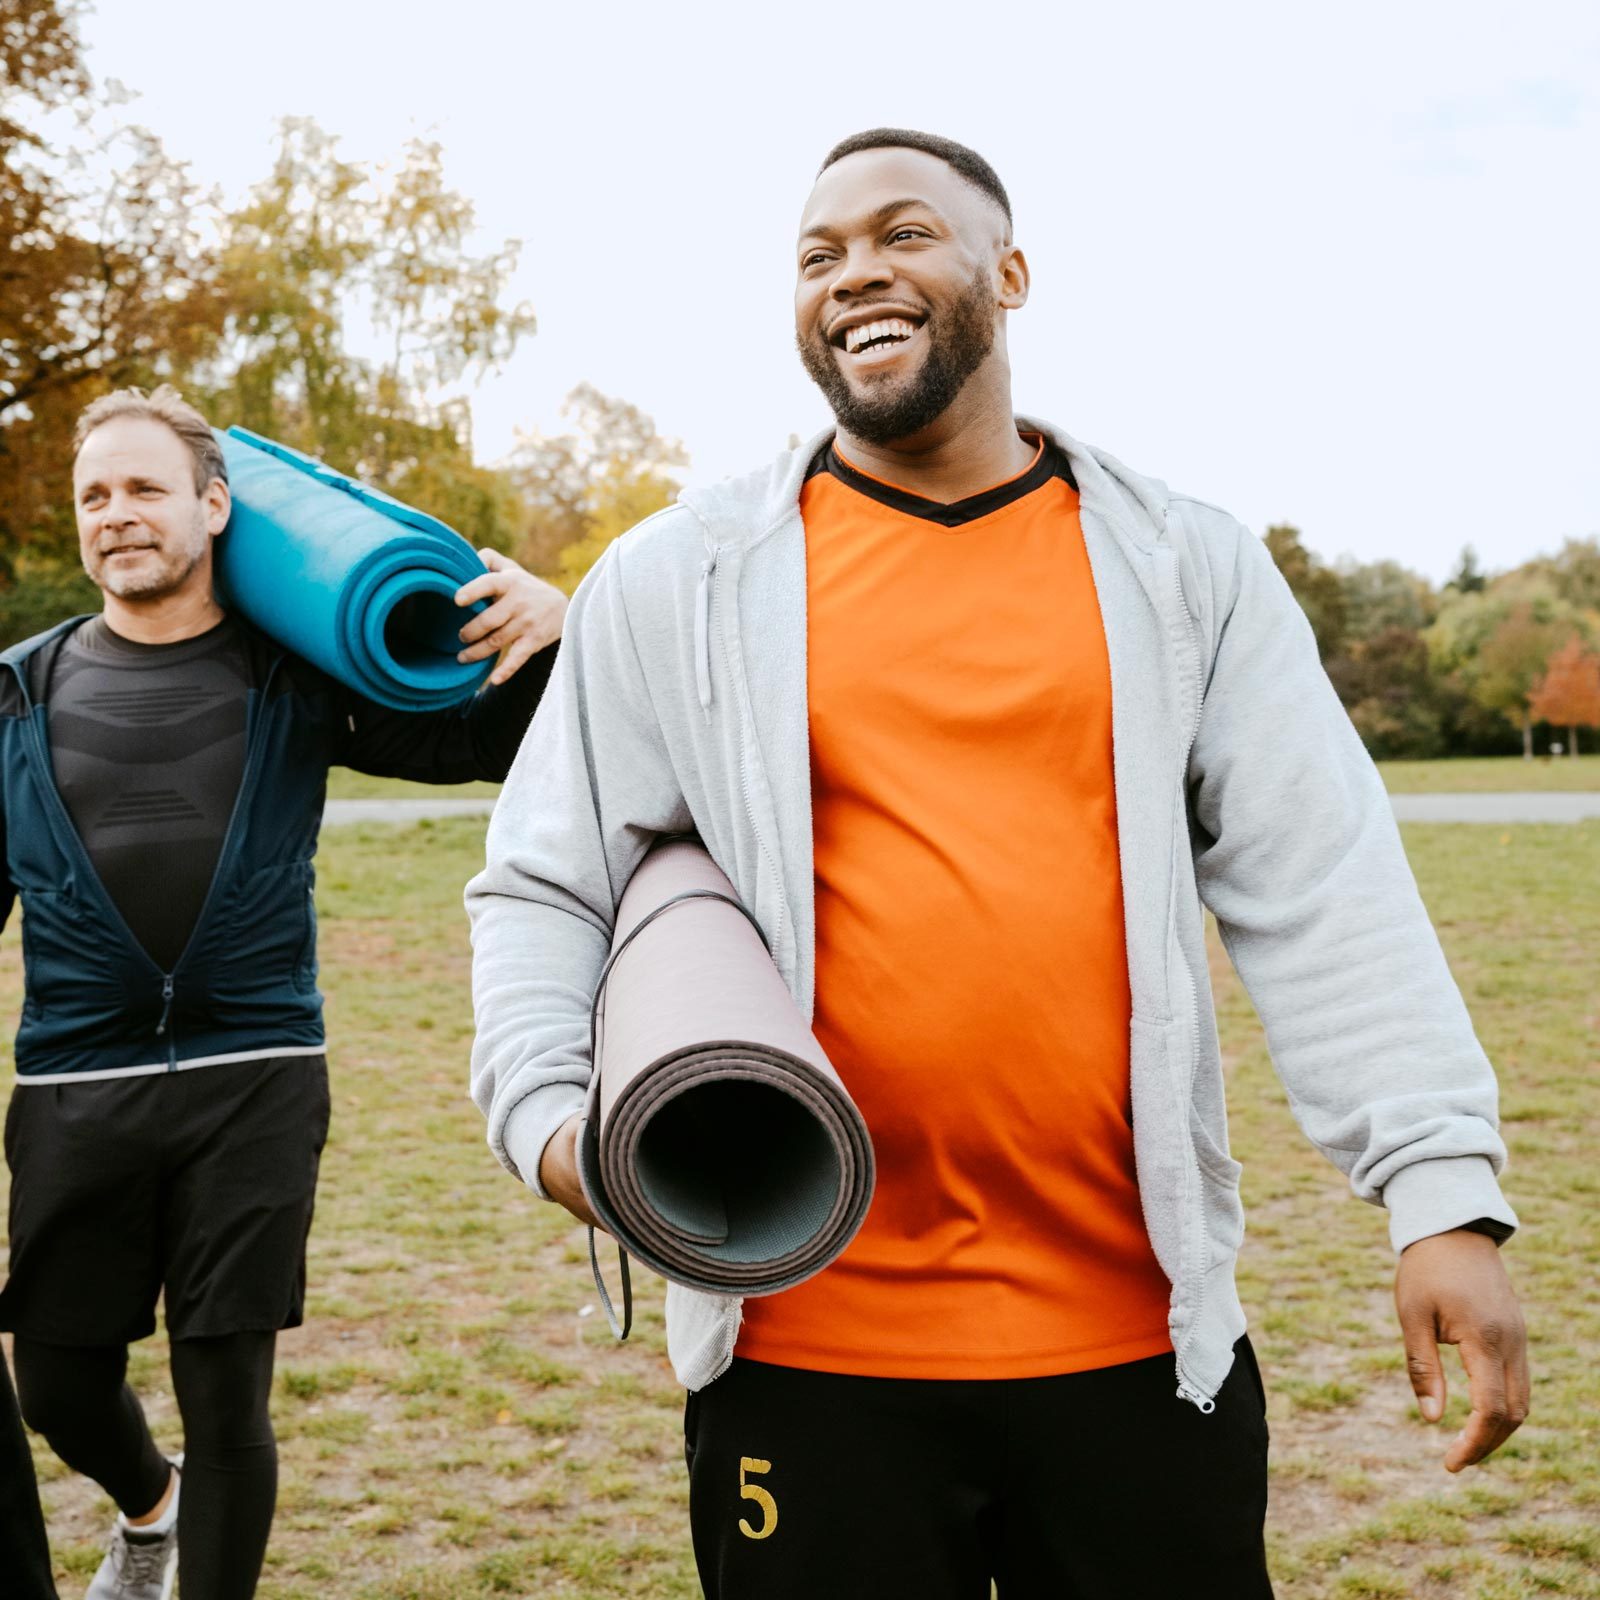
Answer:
[
  {"left": 0, "top": 386, "right": 564, "bottom": 1600},
  {"left": 468, "top": 130, "right": 1527, "bottom": 1598}
]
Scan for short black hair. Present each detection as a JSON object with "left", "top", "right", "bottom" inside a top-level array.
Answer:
[{"left": 818, "top": 128, "right": 1012, "bottom": 226}]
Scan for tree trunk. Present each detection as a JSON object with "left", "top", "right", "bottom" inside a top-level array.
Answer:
[
  {"left": 1522, "top": 717, "right": 1533, "bottom": 759},
  {"left": 1571, "top": 726, "right": 1580, "bottom": 758}
]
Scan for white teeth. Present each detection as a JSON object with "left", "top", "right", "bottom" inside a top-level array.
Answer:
[{"left": 844, "top": 317, "right": 917, "bottom": 354}]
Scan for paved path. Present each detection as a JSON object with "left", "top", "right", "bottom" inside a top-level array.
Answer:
[
  {"left": 1388, "top": 792, "right": 1600, "bottom": 824},
  {"left": 325, "top": 797, "right": 496, "bottom": 825},
  {"left": 325, "top": 793, "right": 1600, "bottom": 828}
]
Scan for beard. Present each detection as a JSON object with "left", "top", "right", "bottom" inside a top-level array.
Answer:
[
  {"left": 89, "top": 510, "right": 210, "bottom": 601},
  {"left": 797, "top": 268, "right": 996, "bottom": 446}
]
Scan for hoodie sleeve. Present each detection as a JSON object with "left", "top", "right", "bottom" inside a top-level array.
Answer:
[
  {"left": 465, "top": 540, "right": 693, "bottom": 1196},
  {"left": 1185, "top": 510, "right": 1517, "bottom": 1253}
]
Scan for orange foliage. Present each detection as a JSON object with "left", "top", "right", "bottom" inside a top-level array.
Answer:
[{"left": 1529, "top": 637, "right": 1600, "bottom": 737}]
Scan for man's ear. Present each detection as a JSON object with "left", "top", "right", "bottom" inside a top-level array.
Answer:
[
  {"left": 205, "top": 477, "right": 231, "bottom": 539},
  {"left": 998, "top": 245, "right": 1030, "bottom": 312}
]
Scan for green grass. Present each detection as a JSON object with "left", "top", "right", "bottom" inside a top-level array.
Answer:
[
  {"left": 324, "top": 769, "right": 501, "bottom": 801},
  {"left": 1377, "top": 755, "right": 1600, "bottom": 793},
  {"left": 3, "top": 819, "right": 1596, "bottom": 1597}
]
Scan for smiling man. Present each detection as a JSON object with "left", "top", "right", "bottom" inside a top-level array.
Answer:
[
  {"left": 0, "top": 385, "right": 564, "bottom": 1600},
  {"left": 469, "top": 130, "right": 1527, "bottom": 1598}
]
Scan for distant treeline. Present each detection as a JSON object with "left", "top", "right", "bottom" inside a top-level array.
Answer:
[{"left": 1263, "top": 527, "right": 1600, "bottom": 758}]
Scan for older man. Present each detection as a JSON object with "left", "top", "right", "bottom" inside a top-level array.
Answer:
[{"left": 0, "top": 386, "right": 564, "bottom": 1600}]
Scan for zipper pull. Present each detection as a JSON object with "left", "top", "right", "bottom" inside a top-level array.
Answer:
[
  {"left": 155, "top": 975, "right": 175, "bottom": 1037},
  {"left": 1175, "top": 1375, "right": 1217, "bottom": 1414}
]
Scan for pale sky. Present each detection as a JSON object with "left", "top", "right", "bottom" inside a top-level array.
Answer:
[{"left": 79, "top": 0, "right": 1599, "bottom": 581}]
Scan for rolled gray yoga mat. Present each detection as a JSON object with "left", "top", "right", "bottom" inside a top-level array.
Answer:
[{"left": 577, "top": 838, "right": 875, "bottom": 1337}]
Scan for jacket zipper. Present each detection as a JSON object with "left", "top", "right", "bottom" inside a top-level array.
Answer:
[
  {"left": 155, "top": 975, "right": 177, "bottom": 1069},
  {"left": 1166, "top": 546, "right": 1215, "bottom": 1411}
]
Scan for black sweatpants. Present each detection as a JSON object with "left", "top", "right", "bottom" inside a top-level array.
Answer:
[
  {"left": 1, "top": 1344, "right": 57, "bottom": 1600},
  {"left": 14, "top": 1331, "right": 278, "bottom": 1600},
  {"left": 685, "top": 1340, "right": 1274, "bottom": 1600}
]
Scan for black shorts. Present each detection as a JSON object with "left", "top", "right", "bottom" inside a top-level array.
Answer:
[
  {"left": 685, "top": 1340, "right": 1273, "bottom": 1600},
  {"left": 0, "top": 1054, "right": 330, "bottom": 1346}
]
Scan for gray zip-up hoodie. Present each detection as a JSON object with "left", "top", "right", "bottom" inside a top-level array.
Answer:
[{"left": 466, "top": 419, "right": 1516, "bottom": 1407}]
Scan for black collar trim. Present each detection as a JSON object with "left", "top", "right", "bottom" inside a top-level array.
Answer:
[{"left": 805, "top": 437, "right": 1076, "bottom": 527}]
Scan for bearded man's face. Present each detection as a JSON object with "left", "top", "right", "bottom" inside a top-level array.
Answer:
[{"left": 794, "top": 147, "right": 1008, "bottom": 445}]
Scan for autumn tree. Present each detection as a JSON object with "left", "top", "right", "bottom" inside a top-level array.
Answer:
[
  {"left": 1424, "top": 574, "right": 1591, "bottom": 757},
  {"left": 1528, "top": 637, "right": 1600, "bottom": 757},
  {"left": 2, "top": 1, "right": 225, "bottom": 581},
  {"left": 1, "top": 2, "right": 235, "bottom": 646},
  {"left": 1265, "top": 524, "right": 1346, "bottom": 660},
  {"left": 504, "top": 384, "right": 687, "bottom": 590}
]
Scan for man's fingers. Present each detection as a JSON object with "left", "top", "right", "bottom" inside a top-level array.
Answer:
[
  {"left": 490, "top": 634, "right": 535, "bottom": 685},
  {"left": 455, "top": 570, "right": 509, "bottom": 608},
  {"left": 1400, "top": 1316, "right": 1446, "bottom": 1423},
  {"left": 458, "top": 597, "right": 516, "bottom": 648},
  {"left": 1447, "top": 1331, "right": 1518, "bottom": 1472}
]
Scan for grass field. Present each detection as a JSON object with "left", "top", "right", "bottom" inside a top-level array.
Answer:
[
  {"left": 324, "top": 755, "right": 1600, "bottom": 806},
  {"left": 1376, "top": 757, "right": 1600, "bottom": 794},
  {"left": 3, "top": 818, "right": 1596, "bottom": 1599}
]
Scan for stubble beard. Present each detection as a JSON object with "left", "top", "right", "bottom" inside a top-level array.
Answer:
[
  {"left": 92, "top": 510, "right": 210, "bottom": 602},
  {"left": 797, "top": 268, "right": 997, "bottom": 447}
]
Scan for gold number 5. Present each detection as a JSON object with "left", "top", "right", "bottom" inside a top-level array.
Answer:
[{"left": 739, "top": 1456, "right": 778, "bottom": 1540}]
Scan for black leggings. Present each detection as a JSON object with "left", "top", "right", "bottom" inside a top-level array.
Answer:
[
  {"left": 1, "top": 1345, "right": 57, "bottom": 1600},
  {"left": 14, "top": 1330, "right": 278, "bottom": 1600}
]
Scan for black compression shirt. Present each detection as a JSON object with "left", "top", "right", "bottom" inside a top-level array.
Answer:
[{"left": 46, "top": 615, "right": 251, "bottom": 971}]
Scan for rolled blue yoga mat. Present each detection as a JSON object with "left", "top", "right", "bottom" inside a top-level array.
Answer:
[{"left": 214, "top": 427, "right": 493, "bottom": 711}]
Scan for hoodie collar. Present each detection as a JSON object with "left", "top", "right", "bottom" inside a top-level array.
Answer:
[{"left": 676, "top": 417, "right": 1173, "bottom": 556}]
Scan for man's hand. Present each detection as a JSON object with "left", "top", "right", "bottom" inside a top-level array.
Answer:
[
  {"left": 1395, "top": 1228, "right": 1529, "bottom": 1472},
  {"left": 454, "top": 549, "right": 568, "bottom": 686},
  {"left": 538, "top": 1113, "right": 603, "bottom": 1230}
]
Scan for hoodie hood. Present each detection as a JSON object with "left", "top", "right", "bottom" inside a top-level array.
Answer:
[{"left": 677, "top": 418, "right": 1175, "bottom": 554}]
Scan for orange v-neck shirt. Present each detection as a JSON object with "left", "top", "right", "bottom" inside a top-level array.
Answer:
[{"left": 735, "top": 439, "right": 1173, "bottom": 1379}]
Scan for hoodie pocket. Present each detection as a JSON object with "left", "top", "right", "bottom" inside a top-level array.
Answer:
[
  {"left": 1129, "top": 1015, "right": 1188, "bottom": 1286},
  {"left": 1189, "top": 1105, "right": 1245, "bottom": 1267}
]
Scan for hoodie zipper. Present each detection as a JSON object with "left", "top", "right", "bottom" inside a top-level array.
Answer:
[
  {"left": 1166, "top": 547, "right": 1215, "bottom": 1411},
  {"left": 694, "top": 538, "right": 718, "bottom": 715}
]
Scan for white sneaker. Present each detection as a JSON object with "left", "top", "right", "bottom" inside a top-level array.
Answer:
[{"left": 84, "top": 1458, "right": 180, "bottom": 1600}]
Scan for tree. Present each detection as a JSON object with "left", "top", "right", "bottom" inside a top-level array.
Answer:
[
  {"left": 1326, "top": 626, "right": 1451, "bottom": 759},
  {"left": 1, "top": 0, "right": 87, "bottom": 141},
  {"left": 1526, "top": 537, "right": 1600, "bottom": 613},
  {"left": 1337, "top": 558, "right": 1437, "bottom": 641},
  {"left": 1424, "top": 577, "right": 1589, "bottom": 758},
  {"left": 2, "top": 3, "right": 225, "bottom": 574},
  {"left": 1446, "top": 545, "right": 1489, "bottom": 594},
  {"left": 504, "top": 384, "right": 687, "bottom": 589},
  {"left": 1264, "top": 524, "right": 1346, "bottom": 660},
  {"left": 1528, "top": 637, "right": 1600, "bottom": 757}
]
